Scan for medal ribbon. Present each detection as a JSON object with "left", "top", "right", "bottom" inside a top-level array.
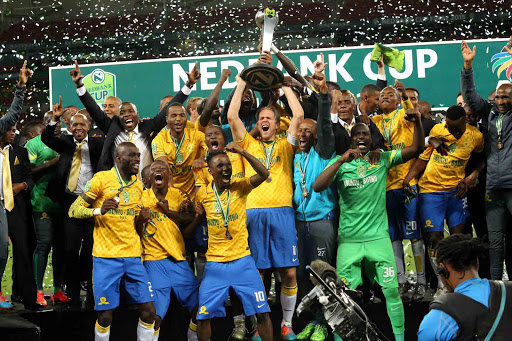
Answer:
[
  {"left": 114, "top": 165, "right": 137, "bottom": 193},
  {"left": 497, "top": 113, "right": 504, "bottom": 136},
  {"left": 298, "top": 151, "right": 311, "bottom": 193},
  {"left": 381, "top": 109, "right": 400, "bottom": 147},
  {"left": 261, "top": 141, "right": 277, "bottom": 170},
  {"left": 171, "top": 131, "right": 186, "bottom": 166},
  {"left": 213, "top": 183, "right": 232, "bottom": 240}
]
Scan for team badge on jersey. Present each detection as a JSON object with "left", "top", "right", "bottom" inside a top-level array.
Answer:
[
  {"left": 447, "top": 143, "right": 457, "bottom": 154},
  {"left": 122, "top": 190, "right": 130, "bottom": 203},
  {"left": 357, "top": 165, "right": 366, "bottom": 178}
]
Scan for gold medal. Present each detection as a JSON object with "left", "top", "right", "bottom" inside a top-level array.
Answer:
[
  {"left": 302, "top": 187, "right": 308, "bottom": 198},
  {"left": 266, "top": 174, "right": 272, "bottom": 183},
  {"left": 498, "top": 135, "right": 504, "bottom": 150}
]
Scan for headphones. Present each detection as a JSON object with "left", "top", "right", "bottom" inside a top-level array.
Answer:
[{"left": 437, "top": 263, "right": 449, "bottom": 279}]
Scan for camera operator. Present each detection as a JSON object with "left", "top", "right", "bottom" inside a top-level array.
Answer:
[{"left": 418, "top": 234, "right": 512, "bottom": 340}]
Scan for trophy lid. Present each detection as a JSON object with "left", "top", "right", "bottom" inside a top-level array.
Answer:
[{"left": 255, "top": 8, "right": 279, "bottom": 29}]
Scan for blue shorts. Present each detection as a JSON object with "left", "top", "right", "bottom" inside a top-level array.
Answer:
[
  {"left": 185, "top": 223, "right": 208, "bottom": 253},
  {"left": 246, "top": 206, "right": 299, "bottom": 269},
  {"left": 143, "top": 257, "right": 199, "bottom": 318},
  {"left": 197, "top": 256, "right": 270, "bottom": 320},
  {"left": 386, "top": 186, "right": 421, "bottom": 241},
  {"left": 420, "top": 189, "right": 468, "bottom": 233},
  {"left": 93, "top": 257, "right": 154, "bottom": 311}
]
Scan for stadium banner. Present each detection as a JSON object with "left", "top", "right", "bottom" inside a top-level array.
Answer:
[{"left": 49, "top": 38, "right": 509, "bottom": 118}]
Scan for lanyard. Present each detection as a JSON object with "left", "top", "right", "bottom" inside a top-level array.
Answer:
[
  {"left": 114, "top": 165, "right": 137, "bottom": 194},
  {"left": 213, "top": 183, "right": 232, "bottom": 240},
  {"left": 298, "top": 151, "right": 311, "bottom": 188},
  {"left": 497, "top": 114, "right": 504, "bottom": 136},
  {"left": 261, "top": 141, "right": 277, "bottom": 170},
  {"left": 381, "top": 109, "right": 400, "bottom": 147},
  {"left": 171, "top": 131, "right": 186, "bottom": 166}
]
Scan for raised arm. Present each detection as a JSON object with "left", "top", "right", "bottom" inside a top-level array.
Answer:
[
  {"left": 199, "top": 69, "right": 231, "bottom": 128},
  {"left": 0, "top": 61, "right": 33, "bottom": 134},
  {"left": 226, "top": 142, "right": 269, "bottom": 187},
  {"left": 227, "top": 75, "right": 249, "bottom": 141},
  {"left": 313, "top": 149, "right": 362, "bottom": 192},
  {"left": 460, "top": 41, "right": 490, "bottom": 116},
  {"left": 400, "top": 108, "right": 425, "bottom": 163},
  {"left": 311, "top": 72, "right": 335, "bottom": 159},
  {"left": 41, "top": 96, "right": 67, "bottom": 153},
  {"left": 71, "top": 60, "right": 112, "bottom": 133},
  {"left": 272, "top": 45, "right": 313, "bottom": 91},
  {"left": 284, "top": 86, "right": 304, "bottom": 137}
]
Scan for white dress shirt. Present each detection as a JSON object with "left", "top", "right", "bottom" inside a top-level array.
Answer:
[
  {"left": 331, "top": 114, "right": 356, "bottom": 135},
  {"left": 73, "top": 136, "right": 94, "bottom": 195}
]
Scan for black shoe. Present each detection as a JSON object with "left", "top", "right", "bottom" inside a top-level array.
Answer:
[
  {"left": 67, "top": 298, "right": 83, "bottom": 309},
  {"left": 24, "top": 303, "right": 51, "bottom": 311},
  {"left": 10, "top": 294, "right": 23, "bottom": 303}
]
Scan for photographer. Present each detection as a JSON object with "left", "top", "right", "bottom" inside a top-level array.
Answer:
[{"left": 418, "top": 234, "right": 512, "bottom": 340}]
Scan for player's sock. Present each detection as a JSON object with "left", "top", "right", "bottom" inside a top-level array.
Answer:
[
  {"left": 394, "top": 333, "right": 405, "bottom": 341},
  {"left": 137, "top": 318, "right": 155, "bottom": 341},
  {"left": 152, "top": 328, "right": 160, "bottom": 341},
  {"left": 233, "top": 313, "right": 245, "bottom": 326},
  {"left": 392, "top": 240, "right": 407, "bottom": 284},
  {"left": 412, "top": 240, "right": 427, "bottom": 285},
  {"left": 95, "top": 320, "right": 110, "bottom": 341},
  {"left": 195, "top": 254, "right": 206, "bottom": 282},
  {"left": 281, "top": 285, "right": 298, "bottom": 325},
  {"left": 187, "top": 320, "right": 198, "bottom": 341},
  {"left": 53, "top": 286, "right": 62, "bottom": 294},
  {"left": 382, "top": 287, "right": 405, "bottom": 335},
  {"left": 428, "top": 247, "right": 443, "bottom": 287}
]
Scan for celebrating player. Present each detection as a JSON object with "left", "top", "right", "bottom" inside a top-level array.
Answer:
[
  {"left": 68, "top": 142, "right": 156, "bottom": 341},
  {"left": 314, "top": 108, "right": 424, "bottom": 341},
  {"left": 371, "top": 81, "right": 427, "bottom": 300},
  {"left": 139, "top": 160, "right": 201, "bottom": 340},
  {"left": 228, "top": 72, "right": 304, "bottom": 340},
  {"left": 152, "top": 103, "right": 206, "bottom": 197},
  {"left": 195, "top": 143, "right": 272, "bottom": 341},
  {"left": 404, "top": 105, "right": 484, "bottom": 297}
]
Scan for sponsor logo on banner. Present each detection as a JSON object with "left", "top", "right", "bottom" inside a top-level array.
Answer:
[{"left": 83, "top": 68, "right": 116, "bottom": 105}]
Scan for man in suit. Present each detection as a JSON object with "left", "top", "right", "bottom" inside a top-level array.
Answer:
[
  {"left": 42, "top": 99, "right": 104, "bottom": 308},
  {"left": 0, "top": 61, "right": 33, "bottom": 310},
  {"left": 0, "top": 125, "right": 38, "bottom": 310},
  {"left": 69, "top": 60, "right": 200, "bottom": 173},
  {"left": 331, "top": 88, "right": 385, "bottom": 155}
]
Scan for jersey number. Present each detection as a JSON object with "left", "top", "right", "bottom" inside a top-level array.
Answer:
[
  {"left": 254, "top": 291, "right": 265, "bottom": 302},
  {"left": 406, "top": 221, "right": 417, "bottom": 231},
  {"left": 383, "top": 267, "right": 395, "bottom": 278}
]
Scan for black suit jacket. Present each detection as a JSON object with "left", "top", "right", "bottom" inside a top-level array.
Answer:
[
  {"left": 7, "top": 145, "right": 34, "bottom": 214},
  {"left": 78, "top": 86, "right": 188, "bottom": 171},
  {"left": 41, "top": 124, "right": 104, "bottom": 204},
  {"left": 332, "top": 109, "right": 385, "bottom": 155}
]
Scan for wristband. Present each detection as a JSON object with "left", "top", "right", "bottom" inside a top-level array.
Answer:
[{"left": 270, "top": 44, "right": 280, "bottom": 54}]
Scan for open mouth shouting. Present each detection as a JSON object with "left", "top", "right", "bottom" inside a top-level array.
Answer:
[
  {"left": 261, "top": 123, "right": 270, "bottom": 132},
  {"left": 221, "top": 170, "right": 232, "bottom": 184},
  {"left": 210, "top": 140, "right": 220, "bottom": 151},
  {"left": 124, "top": 118, "right": 135, "bottom": 130},
  {"left": 357, "top": 139, "right": 368, "bottom": 152},
  {"left": 154, "top": 172, "right": 164, "bottom": 186}
]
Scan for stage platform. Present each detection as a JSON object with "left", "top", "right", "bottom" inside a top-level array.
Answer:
[{"left": 1, "top": 296, "right": 430, "bottom": 341}]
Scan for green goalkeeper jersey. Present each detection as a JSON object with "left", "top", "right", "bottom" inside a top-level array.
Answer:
[{"left": 327, "top": 150, "right": 403, "bottom": 243}]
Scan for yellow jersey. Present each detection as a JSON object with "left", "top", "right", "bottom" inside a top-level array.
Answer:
[
  {"left": 236, "top": 132, "right": 294, "bottom": 209},
  {"left": 197, "top": 178, "right": 254, "bottom": 262},
  {"left": 83, "top": 168, "right": 143, "bottom": 258},
  {"left": 371, "top": 99, "right": 416, "bottom": 191},
  {"left": 186, "top": 120, "right": 195, "bottom": 129},
  {"left": 194, "top": 118, "right": 209, "bottom": 133},
  {"left": 194, "top": 151, "right": 245, "bottom": 188},
  {"left": 140, "top": 187, "right": 188, "bottom": 261},
  {"left": 418, "top": 123, "right": 484, "bottom": 193},
  {"left": 152, "top": 127, "right": 206, "bottom": 197}
]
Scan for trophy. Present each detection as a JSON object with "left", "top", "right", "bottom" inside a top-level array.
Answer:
[{"left": 240, "top": 8, "right": 284, "bottom": 91}]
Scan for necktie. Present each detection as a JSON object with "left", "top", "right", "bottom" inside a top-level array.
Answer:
[
  {"left": 0, "top": 148, "right": 13, "bottom": 212},
  {"left": 128, "top": 131, "right": 135, "bottom": 142},
  {"left": 67, "top": 141, "right": 86, "bottom": 192}
]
